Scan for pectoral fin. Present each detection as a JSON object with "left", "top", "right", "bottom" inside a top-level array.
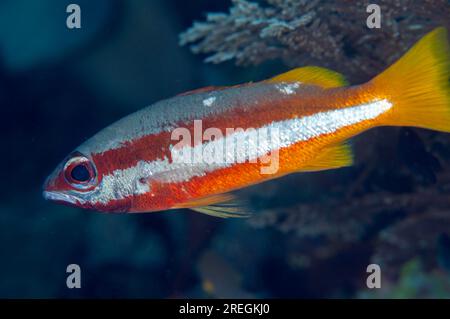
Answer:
[{"left": 174, "top": 194, "right": 252, "bottom": 218}]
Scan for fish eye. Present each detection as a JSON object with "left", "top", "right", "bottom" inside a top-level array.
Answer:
[
  {"left": 63, "top": 154, "right": 97, "bottom": 190},
  {"left": 71, "top": 164, "right": 91, "bottom": 182}
]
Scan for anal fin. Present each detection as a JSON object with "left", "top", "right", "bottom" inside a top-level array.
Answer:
[{"left": 301, "top": 142, "right": 354, "bottom": 172}]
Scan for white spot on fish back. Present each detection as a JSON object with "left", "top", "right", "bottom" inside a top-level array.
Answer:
[
  {"left": 276, "top": 82, "right": 300, "bottom": 95},
  {"left": 203, "top": 96, "right": 216, "bottom": 107}
]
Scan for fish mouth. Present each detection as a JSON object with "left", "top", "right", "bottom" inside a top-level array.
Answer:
[{"left": 42, "top": 191, "right": 83, "bottom": 205}]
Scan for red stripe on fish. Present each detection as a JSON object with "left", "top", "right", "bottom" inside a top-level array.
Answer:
[{"left": 91, "top": 85, "right": 369, "bottom": 176}]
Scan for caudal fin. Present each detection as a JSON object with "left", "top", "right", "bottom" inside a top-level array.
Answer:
[{"left": 371, "top": 27, "right": 450, "bottom": 132}]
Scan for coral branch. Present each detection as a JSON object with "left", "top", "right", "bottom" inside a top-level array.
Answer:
[{"left": 180, "top": 0, "right": 450, "bottom": 82}]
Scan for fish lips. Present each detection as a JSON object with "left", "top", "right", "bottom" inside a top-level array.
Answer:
[
  {"left": 42, "top": 175, "right": 88, "bottom": 208},
  {"left": 42, "top": 189, "right": 91, "bottom": 209}
]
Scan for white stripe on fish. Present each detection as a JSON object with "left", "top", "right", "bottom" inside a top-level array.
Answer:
[{"left": 87, "top": 99, "right": 392, "bottom": 204}]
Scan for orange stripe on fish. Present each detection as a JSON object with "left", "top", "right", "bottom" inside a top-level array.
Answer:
[{"left": 43, "top": 27, "right": 450, "bottom": 217}]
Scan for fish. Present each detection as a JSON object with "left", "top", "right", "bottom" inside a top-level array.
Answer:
[{"left": 43, "top": 27, "right": 450, "bottom": 218}]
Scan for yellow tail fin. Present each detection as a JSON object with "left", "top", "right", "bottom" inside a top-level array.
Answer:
[{"left": 371, "top": 27, "right": 450, "bottom": 132}]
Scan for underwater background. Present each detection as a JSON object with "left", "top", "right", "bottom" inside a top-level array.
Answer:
[{"left": 1, "top": 0, "right": 450, "bottom": 298}]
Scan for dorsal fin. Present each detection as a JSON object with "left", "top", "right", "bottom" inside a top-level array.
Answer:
[
  {"left": 267, "top": 66, "right": 348, "bottom": 88},
  {"left": 177, "top": 86, "right": 222, "bottom": 96},
  {"left": 174, "top": 193, "right": 251, "bottom": 218},
  {"left": 178, "top": 82, "right": 253, "bottom": 97}
]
